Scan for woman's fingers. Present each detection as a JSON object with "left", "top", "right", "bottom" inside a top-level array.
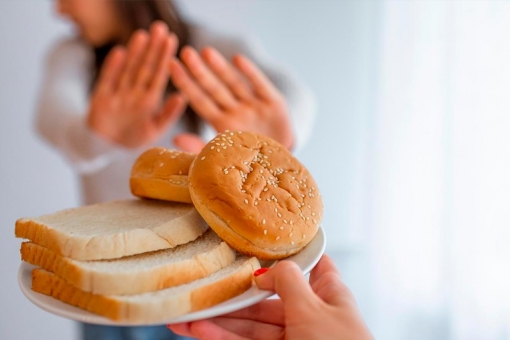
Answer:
[
  {"left": 170, "top": 59, "right": 221, "bottom": 120},
  {"left": 205, "top": 317, "right": 283, "bottom": 340},
  {"left": 118, "top": 30, "right": 150, "bottom": 89},
  {"left": 169, "top": 320, "right": 246, "bottom": 340},
  {"left": 135, "top": 21, "right": 167, "bottom": 87},
  {"left": 309, "top": 254, "right": 341, "bottom": 285},
  {"left": 309, "top": 255, "right": 357, "bottom": 308},
  {"left": 233, "top": 54, "right": 281, "bottom": 102},
  {"left": 95, "top": 46, "right": 126, "bottom": 94},
  {"left": 136, "top": 21, "right": 169, "bottom": 88},
  {"left": 180, "top": 46, "right": 238, "bottom": 109},
  {"left": 149, "top": 33, "right": 178, "bottom": 92},
  {"left": 217, "top": 299, "right": 284, "bottom": 326},
  {"left": 169, "top": 318, "right": 282, "bottom": 340},
  {"left": 153, "top": 93, "right": 187, "bottom": 134},
  {"left": 255, "top": 260, "right": 318, "bottom": 312},
  {"left": 201, "top": 47, "right": 254, "bottom": 101}
]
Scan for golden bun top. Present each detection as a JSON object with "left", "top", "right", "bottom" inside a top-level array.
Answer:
[
  {"left": 130, "top": 148, "right": 196, "bottom": 203},
  {"left": 189, "top": 131, "right": 323, "bottom": 260},
  {"left": 130, "top": 148, "right": 196, "bottom": 180}
]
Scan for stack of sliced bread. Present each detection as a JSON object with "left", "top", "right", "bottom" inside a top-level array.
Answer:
[{"left": 15, "top": 158, "right": 260, "bottom": 323}]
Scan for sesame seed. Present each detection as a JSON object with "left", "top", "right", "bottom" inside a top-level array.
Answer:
[
  {"left": 289, "top": 232, "right": 293, "bottom": 237},
  {"left": 211, "top": 146, "right": 215, "bottom": 149},
  {"left": 262, "top": 219, "right": 266, "bottom": 224},
  {"left": 254, "top": 201, "right": 258, "bottom": 206},
  {"left": 291, "top": 241, "right": 295, "bottom": 245},
  {"left": 279, "top": 226, "right": 284, "bottom": 230},
  {"left": 264, "top": 229, "right": 267, "bottom": 235},
  {"left": 216, "top": 148, "right": 220, "bottom": 152},
  {"left": 277, "top": 213, "right": 282, "bottom": 218},
  {"left": 276, "top": 236, "right": 280, "bottom": 241},
  {"left": 303, "top": 234, "right": 306, "bottom": 239},
  {"left": 244, "top": 199, "right": 249, "bottom": 204},
  {"left": 159, "top": 162, "right": 164, "bottom": 167},
  {"left": 201, "top": 156, "right": 205, "bottom": 160}
]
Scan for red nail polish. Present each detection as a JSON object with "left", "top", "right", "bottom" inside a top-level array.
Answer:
[{"left": 254, "top": 268, "right": 269, "bottom": 277}]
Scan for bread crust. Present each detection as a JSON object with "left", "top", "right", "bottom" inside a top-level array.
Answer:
[
  {"left": 21, "top": 230, "right": 236, "bottom": 295},
  {"left": 31, "top": 257, "right": 261, "bottom": 323},
  {"left": 130, "top": 148, "right": 195, "bottom": 203},
  {"left": 189, "top": 131, "right": 323, "bottom": 260},
  {"left": 15, "top": 199, "right": 208, "bottom": 260}
]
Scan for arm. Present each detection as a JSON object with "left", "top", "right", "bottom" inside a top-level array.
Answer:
[{"left": 35, "top": 38, "right": 128, "bottom": 174}]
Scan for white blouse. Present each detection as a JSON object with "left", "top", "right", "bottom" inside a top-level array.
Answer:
[{"left": 35, "top": 26, "right": 316, "bottom": 205}]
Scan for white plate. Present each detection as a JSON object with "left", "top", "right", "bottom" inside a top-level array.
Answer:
[{"left": 18, "top": 227, "right": 326, "bottom": 326}]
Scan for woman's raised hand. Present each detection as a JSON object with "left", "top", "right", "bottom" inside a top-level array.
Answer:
[
  {"left": 170, "top": 46, "right": 294, "bottom": 152},
  {"left": 168, "top": 255, "right": 373, "bottom": 340},
  {"left": 87, "top": 21, "right": 186, "bottom": 148}
]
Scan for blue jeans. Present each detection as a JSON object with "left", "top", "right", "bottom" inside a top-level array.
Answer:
[{"left": 81, "top": 323, "right": 195, "bottom": 340}]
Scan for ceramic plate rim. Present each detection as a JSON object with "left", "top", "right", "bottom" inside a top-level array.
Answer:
[{"left": 18, "top": 227, "right": 326, "bottom": 326}]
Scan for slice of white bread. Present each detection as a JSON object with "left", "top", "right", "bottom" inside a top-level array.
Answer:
[
  {"left": 15, "top": 199, "right": 208, "bottom": 261},
  {"left": 21, "top": 230, "right": 235, "bottom": 295},
  {"left": 32, "top": 256, "right": 261, "bottom": 323}
]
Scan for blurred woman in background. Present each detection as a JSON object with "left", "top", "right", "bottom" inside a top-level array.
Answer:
[{"left": 36, "top": 0, "right": 315, "bottom": 339}]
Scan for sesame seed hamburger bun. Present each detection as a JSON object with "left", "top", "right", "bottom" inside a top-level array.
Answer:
[
  {"left": 188, "top": 131, "right": 323, "bottom": 260},
  {"left": 130, "top": 148, "right": 195, "bottom": 203}
]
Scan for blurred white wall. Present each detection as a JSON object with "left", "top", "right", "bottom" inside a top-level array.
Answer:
[
  {"left": 2, "top": 1, "right": 510, "bottom": 340},
  {"left": 0, "top": 1, "right": 378, "bottom": 339}
]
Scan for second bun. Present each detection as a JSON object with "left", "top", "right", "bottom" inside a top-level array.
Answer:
[{"left": 130, "top": 148, "right": 195, "bottom": 203}]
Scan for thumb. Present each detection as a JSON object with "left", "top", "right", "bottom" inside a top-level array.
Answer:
[
  {"left": 153, "top": 93, "right": 186, "bottom": 133},
  {"left": 254, "top": 260, "right": 318, "bottom": 311},
  {"left": 173, "top": 133, "right": 206, "bottom": 154}
]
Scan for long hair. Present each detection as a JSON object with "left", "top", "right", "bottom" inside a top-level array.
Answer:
[{"left": 92, "top": 0, "right": 199, "bottom": 133}]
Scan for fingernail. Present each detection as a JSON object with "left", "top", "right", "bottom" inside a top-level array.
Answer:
[{"left": 254, "top": 268, "right": 269, "bottom": 277}]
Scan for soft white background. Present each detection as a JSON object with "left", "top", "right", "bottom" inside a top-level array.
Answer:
[{"left": 1, "top": 1, "right": 509, "bottom": 339}]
